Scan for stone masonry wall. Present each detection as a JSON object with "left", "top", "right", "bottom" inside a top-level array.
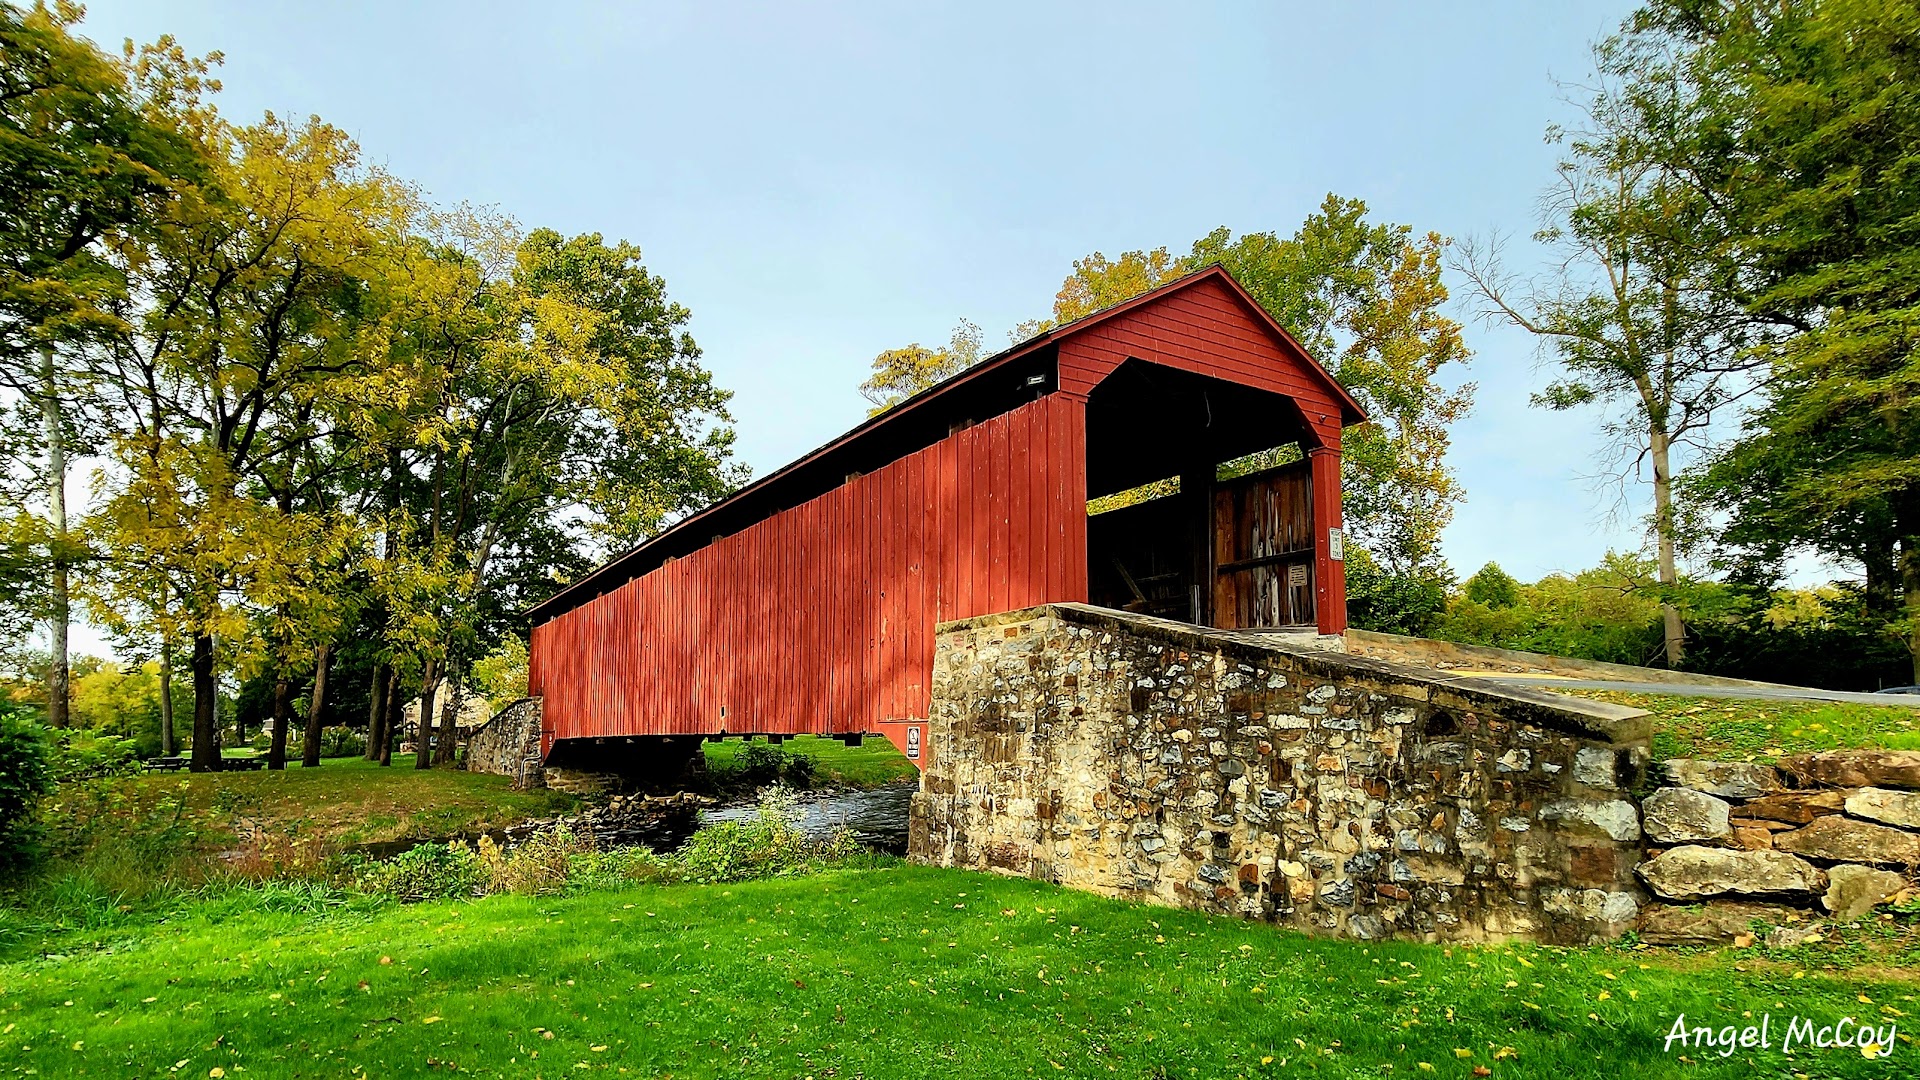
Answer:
[
  {"left": 910, "top": 604, "right": 1655, "bottom": 944},
  {"left": 463, "top": 697, "right": 544, "bottom": 789},
  {"left": 1635, "top": 752, "right": 1920, "bottom": 945}
]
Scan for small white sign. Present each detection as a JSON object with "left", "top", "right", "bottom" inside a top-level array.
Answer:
[
  {"left": 1328, "top": 527, "right": 1345, "bottom": 562},
  {"left": 906, "top": 725, "right": 921, "bottom": 760}
]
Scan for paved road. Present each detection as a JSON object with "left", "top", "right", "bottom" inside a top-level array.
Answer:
[{"left": 1458, "top": 673, "right": 1920, "bottom": 708}]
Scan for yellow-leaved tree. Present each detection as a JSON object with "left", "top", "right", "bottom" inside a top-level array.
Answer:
[{"left": 857, "top": 319, "right": 982, "bottom": 415}]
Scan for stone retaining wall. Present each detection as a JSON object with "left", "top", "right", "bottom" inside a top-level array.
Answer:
[
  {"left": 463, "top": 697, "right": 544, "bottom": 789},
  {"left": 1636, "top": 751, "right": 1920, "bottom": 944},
  {"left": 910, "top": 604, "right": 1655, "bottom": 944}
]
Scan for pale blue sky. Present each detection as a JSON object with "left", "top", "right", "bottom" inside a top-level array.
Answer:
[{"left": 75, "top": 0, "right": 1688, "bottom": 592}]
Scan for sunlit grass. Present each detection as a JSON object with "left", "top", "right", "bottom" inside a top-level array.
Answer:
[
  {"left": 0, "top": 863, "right": 1912, "bottom": 1079},
  {"left": 1561, "top": 691, "right": 1920, "bottom": 763},
  {"left": 703, "top": 734, "right": 919, "bottom": 788}
]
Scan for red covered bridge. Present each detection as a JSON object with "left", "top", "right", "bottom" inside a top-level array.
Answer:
[{"left": 525, "top": 266, "right": 1365, "bottom": 777}]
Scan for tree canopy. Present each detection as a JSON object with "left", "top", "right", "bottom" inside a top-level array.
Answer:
[{"left": 0, "top": 5, "right": 741, "bottom": 767}]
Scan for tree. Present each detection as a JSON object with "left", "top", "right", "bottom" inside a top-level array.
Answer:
[
  {"left": 1452, "top": 33, "right": 1770, "bottom": 667},
  {"left": 1464, "top": 562, "right": 1521, "bottom": 609},
  {"left": 1051, "top": 249, "right": 1183, "bottom": 326},
  {"left": 87, "top": 106, "right": 405, "bottom": 770},
  {"left": 857, "top": 319, "right": 981, "bottom": 415},
  {"left": 360, "top": 220, "right": 739, "bottom": 768},
  {"left": 1635, "top": 0, "right": 1920, "bottom": 677},
  {"left": 0, "top": 3, "right": 205, "bottom": 728}
]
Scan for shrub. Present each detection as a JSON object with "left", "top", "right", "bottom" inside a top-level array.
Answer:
[
  {"left": 46, "top": 731, "right": 141, "bottom": 783},
  {"left": 714, "top": 740, "right": 819, "bottom": 789},
  {"left": 0, "top": 705, "right": 54, "bottom": 875},
  {"left": 352, "top": 841, "right": 486, "bottom": 902},
  {"left": 779, "top": 751, "right": 816, "bottom": 788},
  {"left": 1344, "top": 547, "right": 1450, "bottom": 636},
  {"left": 36, "top": 778, "right": 201, "bottom": 895},
  {"left": 477, "top": 828, "right": 574, "bottom": 896},
  {"left": 317, "top": 726, "right": 366, "bottom": 759},
  {"left": 565, "top": 845, "right": 674, "bottom": 892},
  {"left": 677, "top": 788, "right": 856, "bottom": 884}
]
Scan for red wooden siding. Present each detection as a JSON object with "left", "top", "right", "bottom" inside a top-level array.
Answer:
[
  {"left": 1056, "top": 274, "right": 1348, "bottom": 448},
  {"left": 528, "top": 393, "right": 1089, "bottom": 745}
]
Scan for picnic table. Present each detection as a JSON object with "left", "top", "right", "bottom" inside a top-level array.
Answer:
[{"left": 140, "top": 755, "right": 269, "bottom": 772}]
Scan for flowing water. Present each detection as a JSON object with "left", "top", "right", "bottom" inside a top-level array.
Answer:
[
  {"left": 700, "top": 784, "right": 915, "bottom": 855},
  {"left": 345, "top": 783, "right": 916, "bottom": 861}
]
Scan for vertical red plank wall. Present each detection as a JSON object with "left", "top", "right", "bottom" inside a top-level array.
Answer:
[{"left": 530, "top": 393, "right": 1089, "bottom": 745}]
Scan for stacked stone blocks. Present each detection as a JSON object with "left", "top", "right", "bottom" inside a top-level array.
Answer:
[{"left": 1638, "top": 750, "right": 1920, "bottom": 935}]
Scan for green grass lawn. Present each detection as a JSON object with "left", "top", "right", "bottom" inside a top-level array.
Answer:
[
  {"left": 1559, "top": 691, "right": 1920, "bottom": 764},
  {"left": 0, "top": 863, "right": 1913, "bottom": 1079},
  {"left": 703, "top": 734, "right": 919, "bottom": 787}
]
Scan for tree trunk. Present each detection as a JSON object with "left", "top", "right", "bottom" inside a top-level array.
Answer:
[
  {"left": 267, "top": 672, "right": 292, "bottom": 770},
  {"left": 380, "top": 669, "right": 403, "bottom": 766},
  {"left": 159, "top": 638, "right": 176, "bottom": 757},
  {"left": 40, "top": 346, "right": 69, "bottom": 729},
  {"left": 367, "top": 662, "right": 390, "bottom": 762},
  {"left": 434, "top": 675, "right": 462, "bottom": 765},
  {"left": 1864, "top": 541, "right": 1899, "bottom": 615},
  {"left": 301, "top": 643, "right": 331, "bottom": 767},
  {"left": 189, "top": 633, "right": 220, "bottom": 772},
  {"left": 1649, "top": 426, "right": 1685, "bottom": 667},
  {"left": 380, "top": 664, "right": 403, "bottom": 764},
  {"left": 414, "top": 663, "right": 440, "bottom": 770}
]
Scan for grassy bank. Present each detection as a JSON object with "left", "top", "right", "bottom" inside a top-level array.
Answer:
[
  {"left": 1558, "top": 691, "right": 1920, "bottom": 763},
  {"left": 1, "top": 862, "right": 1913, "bottom": 1079},
  {"left": 703, "top": 734, "right": 918, "bottom": 788},
  {"left": 36, "top": 758, "right": 579, "bottom": 899}
]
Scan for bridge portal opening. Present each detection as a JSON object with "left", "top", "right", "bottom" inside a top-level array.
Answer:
[{"left": 1084, "top": 359, "right": 1328, "bottom": 631}]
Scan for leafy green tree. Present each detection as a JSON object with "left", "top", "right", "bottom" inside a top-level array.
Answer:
[
  {"left": 857, "top": 319, "right": 982, "bottom": 415},
  {"left": 1463, "top": 562, "right": 1520, "bottom": 609},
  {"left": 1050, "top": 249, "right": 1184, "bottom": 326},
  {"left": 357, "top": 219, "right": 739, "bottom": 768},
  {"left": 86, "top": 105, "right": 405, "bottom": 771},
  {"left": 0, "top": 3, "right": 205, "bottom": 728},
  {"left": 0, "top": 699, "right": 52, "bottom": 873},
  {"left": 1618, "top": 0, "right": 1920, "bottom": 676},
  {"left": 469, "top": 634, "right": 528, "bottom": 712},
  {"left": 1452, "top": 31, "right": 1774, "bottom": 668}
]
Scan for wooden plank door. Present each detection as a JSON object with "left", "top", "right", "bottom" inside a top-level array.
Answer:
[{"left": 1212, "top": 463, "right": 1316, "bottom": 628}]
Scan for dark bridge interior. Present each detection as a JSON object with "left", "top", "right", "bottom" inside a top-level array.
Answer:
[{"left": 1085, "top": 360, "right": 1321, "bottom": 629}]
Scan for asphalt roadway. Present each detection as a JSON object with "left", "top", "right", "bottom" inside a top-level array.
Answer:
[{"left": 1454, "top": 672, "right": 1920, "bottom": 709}]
